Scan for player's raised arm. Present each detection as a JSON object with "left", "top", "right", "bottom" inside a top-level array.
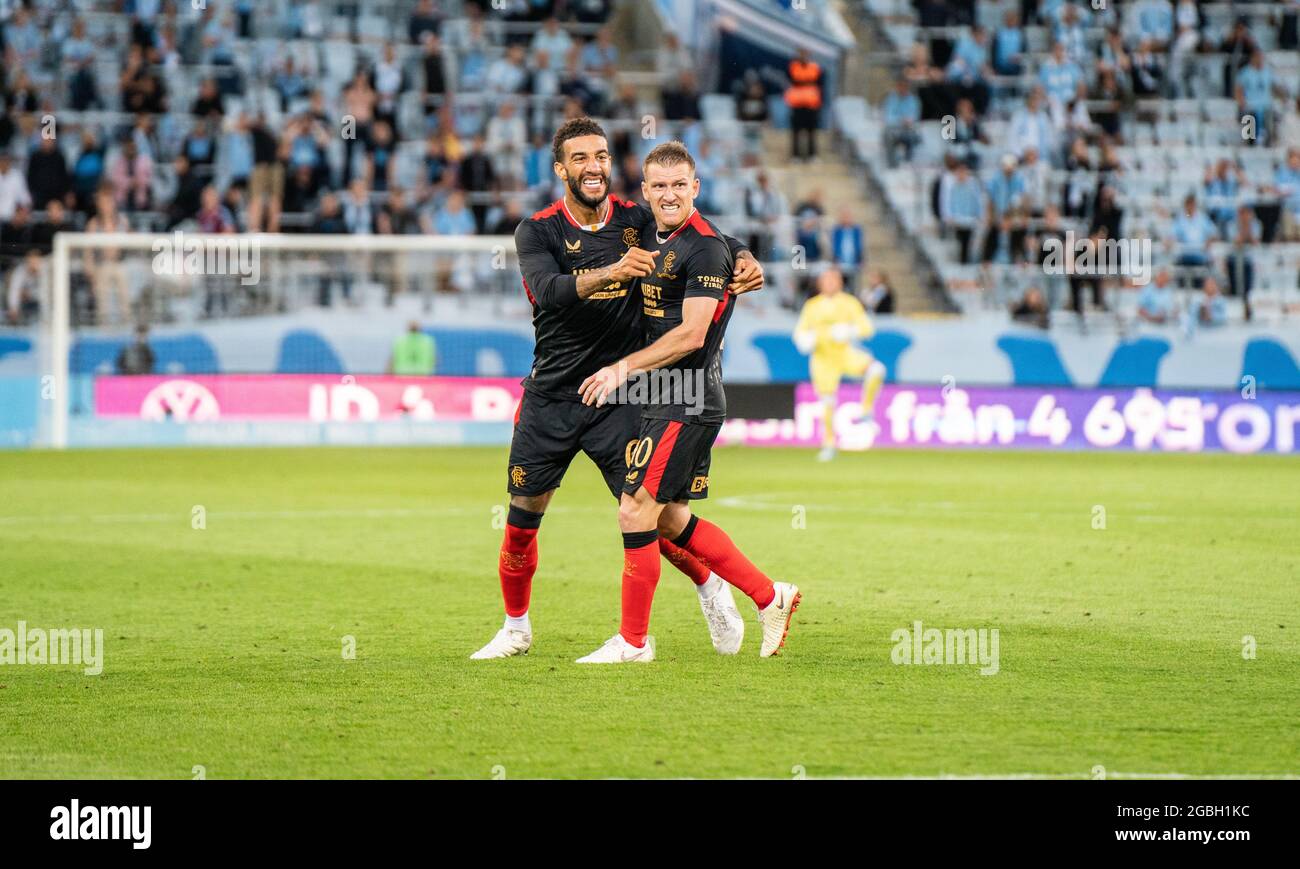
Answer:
[
  {"left": 579, "top": 240, "right": 730, "bottom": 406},
  {"left": 515, "top": 219, "right": 580, "bottom": 310},
  {"left": 578, "top": 295, "right": 717, "bottom": 406},
  {"left": 576, "top": 247, "right": 659, "bottom": 299}
]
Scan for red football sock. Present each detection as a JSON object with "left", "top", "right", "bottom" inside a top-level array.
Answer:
[
  {"left": 677, "top": 516, "right": 775, "bottom": 609},
  {"left": 659, "top": 537, "right": 710, "bottom": 585},
  {"left": 498, "top": 507, "right": 543, "bottom": 618},
  {"left": 620, "top": 531, "right": 662, "bottom": 648}
]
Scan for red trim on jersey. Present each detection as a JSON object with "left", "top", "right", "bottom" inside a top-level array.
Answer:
[
  {"left": 529, "top": 199, "right": 563, "bottom": 222},
  {"left": 712, "top": 291, "right": 732, "bottom": 323},
  {"left": 642, "top": 421, "right": 682, "bottom": 501},
  {"left": 687, "top": 209, "right": 716, "bottom": 237},
  {"left": 663, "top": 208, "right": 699, "bottom": 242},
  {"left": 513, "top": 394, "right": 524, "bottom": 426},
  {"left": 520, "top": 276, "right": 537, "bottom": 305}
]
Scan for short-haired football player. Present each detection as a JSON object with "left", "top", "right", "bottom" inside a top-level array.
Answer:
[
  {"left": 471, "top": 119, "right": 765, "bottom": 660},
  {"left": 575, "top": 141, "right": 801, "bottom": 663},
  {"left": 794, "top": 267, "right": 885, "bottom": 461}
]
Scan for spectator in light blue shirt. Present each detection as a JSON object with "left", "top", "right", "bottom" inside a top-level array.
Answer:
[
  {"left": 945, "top": 26, "right": 992, "bottom": 114},
  {"left": 222, "top": 115, "right": 255, "bottom": 186},
  {"left": 434, "top": 190, "right": 477, "bottom": 235},
  {"left": 993, "top": 10, "right": 1025, "bottom": 75},
  {"left": 1171, "top": 195, "right": 1217, "bottom": 266},
  {"left": 1274, "top": 149, "right": 1300, "bottom": 237},
  {"left": 1129, "top": 0, "right": 1174, "bottom": 47},
  {"left": 1236, "top": 51, "right": 1275, "bottom": 143},
  {"left": 882, "top": 78, "right": 921, "bottom": 168},
  {"left": 1137, "top": 269, "right": 1176, "bottom": 324},
  {"left": 987, "top": 157, "right": 1026, "bottom": 219},
  {"left": 1038, "top": 43, "right": 1082, "bottom": 107},
  {"left": 1202, "top": 160, "right": 1243, "bottom": 233},
  {"left": 1194, "top": 277, "right": 1228, "bottom": 327},
  {"left": 940, "top": 161, "right": 984, "bottom": 264},
  {"left": 831, "top": 208, "right": 865, "bottom": 278}
]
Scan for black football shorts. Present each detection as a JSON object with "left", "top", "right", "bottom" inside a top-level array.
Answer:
[
  {"left": 622, "top": 417, "right": 722, "bottom": 504},
  {"left": 506, "top": 391, "right": 642, "bottom": 499}
]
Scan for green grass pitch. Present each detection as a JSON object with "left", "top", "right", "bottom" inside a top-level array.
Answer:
[{"left": 1, "top": 446, "right": 1296, "bottom": 779}]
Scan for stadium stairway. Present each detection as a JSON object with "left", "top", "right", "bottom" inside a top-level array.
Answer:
[{"left": 759, "top": 128, "right": 934, "bottom": 313}]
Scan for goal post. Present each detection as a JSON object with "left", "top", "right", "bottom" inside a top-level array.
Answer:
[{"left": 42, "top": 231, "right": 518, "bottom": 449}]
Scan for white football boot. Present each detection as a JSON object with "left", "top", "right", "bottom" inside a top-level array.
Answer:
[
  {"left": 757, "top": 582, "right": 802, "bottom": 657},
  {"left": 575, "top": 634, "right": 655, "bottom": 664},
  {"left": 697, "top": 575, "right": 744, "bottom": 654},
  {"left": 470, "top": 627, "right": 532, "bottom": 659}
]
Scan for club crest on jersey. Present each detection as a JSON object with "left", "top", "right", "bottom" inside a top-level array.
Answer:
[
  {"left": 565, "top": 238, "right": 581, "bottom": 254},
  {"left": 510, "top": 466, "right": 527, "bottom": 488},
  {"left": 656, "top": 250, "right": 678, "bottom": 279},
  {"left": 622, "top": 227, "right": 639, "bottom": 246}
]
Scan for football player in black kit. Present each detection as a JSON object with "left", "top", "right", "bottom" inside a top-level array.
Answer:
[
  {"left": 575, "top": 141, "right": 800, "bottom": 663},
  {"left": 471, "top": 119, "right": 763, "bottom": 660}
]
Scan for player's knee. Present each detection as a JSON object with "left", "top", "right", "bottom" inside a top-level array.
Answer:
[
  {"left": 618, "top": 491, "right": 655, "bottom": 533},
  {"left": 511, "top": 491, "right": 552, "bottom": 514},
  {"left": 868, "top": 361, "right": 886, "bottom": 380},
  {"left": 656, "top": 503, "right": 690, "bottom": 539}
]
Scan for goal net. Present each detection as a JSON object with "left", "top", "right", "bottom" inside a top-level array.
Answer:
[{"left": 32, "top": 232, "right": 521, "bottom": 449}]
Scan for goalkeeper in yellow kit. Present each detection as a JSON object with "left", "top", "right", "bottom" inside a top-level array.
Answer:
[{"left": 794, "top": 267, "right": 886, "bottom": 461}]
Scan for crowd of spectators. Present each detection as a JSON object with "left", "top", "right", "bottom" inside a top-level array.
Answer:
[
  {"left": 1, "top": 0, "right": 641, "bottom": 325},
  {"left": 881, "top": 0, "right": 1300, "bottom": 326}
]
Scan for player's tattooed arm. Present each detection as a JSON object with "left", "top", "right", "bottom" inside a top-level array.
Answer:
[
  {"left": 575, "top": 247, "right": 659, "bottom": 299},
  {"left": 579, "top": 297, "right": 717, "bottom": 407},
  {"left": 515, "top": 221, "right": 581, "bottom": 309},
  {"left": 718, "top": 233, "right": 763, "bottom": 295}
]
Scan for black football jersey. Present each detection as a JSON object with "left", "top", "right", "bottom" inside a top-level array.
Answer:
[
  {"left": 636, "top": 209, "right": 735, "bottom": 424},
  {"left": 513, "top": 194, "right": 747, "bottom": 402}
]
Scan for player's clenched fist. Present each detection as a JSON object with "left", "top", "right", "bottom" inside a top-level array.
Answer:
[
  {"left": 610, "top": 247, "right": 659, "bottom": 282},
  {"left": 730, "top": 254, "right": 764, "bottom": 295}
]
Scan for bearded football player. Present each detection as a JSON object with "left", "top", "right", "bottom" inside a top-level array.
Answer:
[{"left": 471, "top": 119, "right": 765, "bottom": 660}]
